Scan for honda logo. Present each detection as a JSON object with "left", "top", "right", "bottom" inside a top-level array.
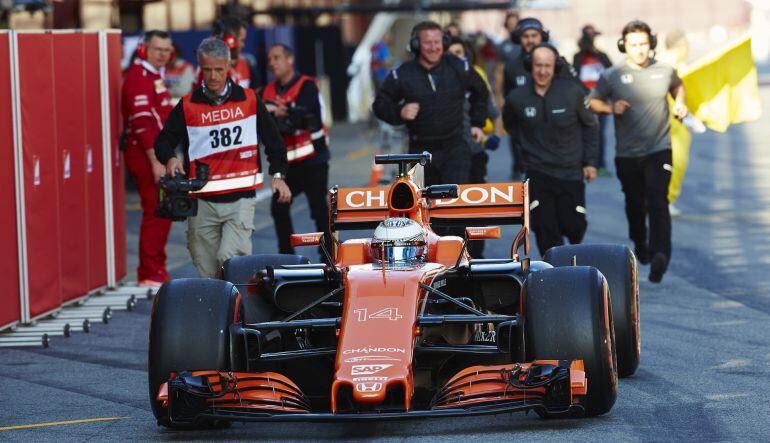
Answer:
[
  {"left": 356, "top": 382, "right": 383, "bottom": 393},
  {"left": 525, "top": 107, "right": 536, "bottom": 118}
]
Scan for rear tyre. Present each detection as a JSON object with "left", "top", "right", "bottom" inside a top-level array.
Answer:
[
  {"left": 220, "top": 254, "right": 310, "bottom": 323},
  {"left": 544, "top": 244, "right": 640, "bottom": 377},
  {"left": 523, "top": 266, "right": 617, "bottom": 416},
  {"left": 148, "top": 279, "right": 243, "bottom": 427}
]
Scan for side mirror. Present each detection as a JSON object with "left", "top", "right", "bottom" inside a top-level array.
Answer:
[
  {"left": 423, "top": 184, "right": 458, "bottom": 199},
  {"left": 495, "top": 320, "right": 520, "bottom": 356},
  {"left": 290, "top": 232, "right": 324, "bottom": 247},
  {"left": 465, "top": 226, "right": 501, "bottom": 240}
]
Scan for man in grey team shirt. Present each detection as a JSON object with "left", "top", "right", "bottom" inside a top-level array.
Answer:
[{"left": 589, "top": 20, "right": 687, "bottom": 283}]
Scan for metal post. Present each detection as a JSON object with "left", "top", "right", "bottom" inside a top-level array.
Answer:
[
  {"left": 10, "top": 30, "right": 30, "bottom": 323},
  {"left": 98, "top": 30, "right": 117, "bottom": 288}
]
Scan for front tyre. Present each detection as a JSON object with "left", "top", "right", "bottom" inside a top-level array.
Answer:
[
  {"left": 148, "top": 279, "right": 242, "bottom": 427},
  {"left": 523, "top": 266, "right": 617, "bottom": 416}
]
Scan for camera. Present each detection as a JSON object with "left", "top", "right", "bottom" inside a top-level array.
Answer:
[{"left": 155, "top": 163, "right": 209, "bottom": 221}]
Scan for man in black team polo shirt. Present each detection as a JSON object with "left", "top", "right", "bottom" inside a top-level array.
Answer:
[
  {"left": 503, "top": 43, "right": 598, "bottom": 257},
  {"left": 589, "top": 20, "right": 687, "bottom": 283}
]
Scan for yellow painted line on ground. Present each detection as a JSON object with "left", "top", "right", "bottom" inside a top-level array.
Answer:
[
  {"left": 0, "top": 416, "right": 128, "bottom": 432},
  {"left": 345, "top": 145, "right": 375, "bottom": 161}
]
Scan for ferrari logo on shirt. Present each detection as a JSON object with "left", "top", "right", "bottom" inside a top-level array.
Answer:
[
  {"left": 516, "top": 75, "right": 527, "bottom": 86},
  {"left": 525, "top": 107, "right": 536, "bottom": 118},
  {"left": 621, "top": 74, "right": 634, "bottom": 84},
  {"left": 154, "top": 79, "right": 167, "bottom": 94}
]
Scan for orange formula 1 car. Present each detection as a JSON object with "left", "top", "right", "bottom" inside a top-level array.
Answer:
[{"left": 148, "top": 153, "right": 640, "bottom": 427}]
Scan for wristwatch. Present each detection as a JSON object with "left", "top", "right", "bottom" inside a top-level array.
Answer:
[{"left": 272, "top": 172, "right": 284, "bottom": 181}]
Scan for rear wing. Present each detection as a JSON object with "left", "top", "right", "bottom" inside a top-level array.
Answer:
[
  {"left": 428, "top": 182, "right": 528, "bottom": 228},
  {"left": 329, "top": 182, "right": 529, "bottom": 230}
]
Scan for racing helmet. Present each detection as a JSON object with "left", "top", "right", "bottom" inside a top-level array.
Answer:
[{"left": 371, "top": 217, "right": 427, "bottom": 265}]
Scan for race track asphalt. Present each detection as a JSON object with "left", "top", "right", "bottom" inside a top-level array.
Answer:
[{"left": 2, "top": 90, "right": 770, "bottom": 441}]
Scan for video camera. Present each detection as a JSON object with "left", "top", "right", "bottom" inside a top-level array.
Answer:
[{"left": 155, "top": 163, "right": 209, "bottom": 221}]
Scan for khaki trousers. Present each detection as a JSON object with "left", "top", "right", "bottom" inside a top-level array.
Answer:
[{"left": 187, "top": 197, "right": 257, "bottom": 277}]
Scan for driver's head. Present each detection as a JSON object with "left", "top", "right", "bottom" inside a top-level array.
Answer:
[{"left": 371, "top": 218, "right": 427, "bottom": 265}]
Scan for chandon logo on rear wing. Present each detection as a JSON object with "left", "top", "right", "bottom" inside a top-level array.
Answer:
[{"left": 329, "top": 182, "right": 530, "bottom": 251}]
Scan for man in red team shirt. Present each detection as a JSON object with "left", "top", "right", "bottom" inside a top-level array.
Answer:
[{"left": 122, "top": 30, "right": 174, "bottom": 288}]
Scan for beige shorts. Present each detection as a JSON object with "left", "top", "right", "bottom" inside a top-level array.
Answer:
[{"left": 187, "top": 197, "right": 257, "bottom": 278}]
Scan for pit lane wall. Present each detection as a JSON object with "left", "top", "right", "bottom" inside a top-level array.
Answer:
[{"left": 1, "top": 30, "right": 125, "bottom": 330}]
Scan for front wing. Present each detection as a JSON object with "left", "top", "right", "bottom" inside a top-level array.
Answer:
[{"left": 158, "top": 360, "right": 586, "bottom": 424}]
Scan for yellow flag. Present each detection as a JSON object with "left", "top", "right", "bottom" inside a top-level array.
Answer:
[{"left": 680, "top": 35, "right": 761, "bottom": 133}]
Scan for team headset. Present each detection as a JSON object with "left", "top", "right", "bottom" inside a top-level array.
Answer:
[
  {"left": 408, "top": 22, "right": 451, "bottom": 55},
  {"left": 616, "top": 19, "right": 657, "bottom": 53},
  {"left": 522, "top": 42, "right": 565, "bottom": 74},
  {"left": 136, "top": 30, "right": 174, "bottom": 60},
  {"left": 212, "top": 19, "right": 239, "bottom": 51},
  {"left": 510, "top": 17, "right": 550, "bottom": 45}
]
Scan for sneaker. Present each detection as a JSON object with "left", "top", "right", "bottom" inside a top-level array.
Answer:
[
  {"left": 669, "top": 203, "right": 682, "bottom": 218},
  {"left": 138, "top": 279, "right": 164, "bottom": 289},
  {"left": 634, "top": 243, "right": 650, "bottom": 265},
  {"left": 648, "top": 253, "right": 668, "bottom": 283}
]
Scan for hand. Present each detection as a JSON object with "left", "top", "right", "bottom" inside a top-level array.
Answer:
[
  {"left": 485, "top": 134, "right": 501, "bottom": 151},
  {"left": 151, "top": 160, "right": 167, "bottom": 183},
  {"left": 583, "top": 166, "right": 598, "bottom": 183},
  {"left": 165, "top": 157, "right": 185, "bottom": 177},
  {"left": 471, "top": 127, "right": 484, "bottom": 144},
  {"left": 613, "top": 100, "right": 631, "bottom": 116},
  {"left": 266, "top": 102, "right": 289, "bottom": 118},
  {"left": 400, "top": 102, "right": 420, "bottom": 121},
  {"left": 672, "top": 101, "right": 688, "bottom": 120},
  {"left": 271, "top": 178, "right": 292, "bottom": 204}
]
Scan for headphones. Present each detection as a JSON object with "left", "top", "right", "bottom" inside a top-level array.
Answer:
[
  {"left": 523, "top": 42, "right": 565, "bottom": 74},
  {"left": 617, "top": 20, "right": 657, "bottom": 53},
  {"left": 136, "top": 31, "right": 174, "bottom": 61},
  {"left": 408, "top": 21, "right": 451, "bottom": 55},
  {"left": 511, "top": 17, "right": 550, "bottom": 45},
  {"left": 213, "top": 19, "right": 240, "bottom": 51}
]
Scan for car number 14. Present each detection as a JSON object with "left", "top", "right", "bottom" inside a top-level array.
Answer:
[{"left": 353, "top": 308, "right": 403, "bottom": 322}]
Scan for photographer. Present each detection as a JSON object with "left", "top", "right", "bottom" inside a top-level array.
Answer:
[
  {"left": 260, "top": 43, "right": 331, "bottom": 255},
  {"left": 154, "top": 38, "right": 290, "bottom": 278}
]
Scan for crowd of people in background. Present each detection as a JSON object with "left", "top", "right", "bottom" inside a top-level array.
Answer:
[
  {"left": 122, "top": 16, "right": 328, "bottom": 285},
  {"left": 371, "top": 12, "right": 689, "bottom": 283},
  {"left": 120, "top": 10, "right": 691, "bottom": 286}
]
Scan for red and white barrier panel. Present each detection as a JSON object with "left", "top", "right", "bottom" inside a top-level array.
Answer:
[{"left": 3, "top": 29, "right": 125, "bottom": 329}]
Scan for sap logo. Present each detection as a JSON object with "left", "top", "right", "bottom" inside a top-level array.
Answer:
[
  {"left": 352, "top": 377, "right": 388, "bottom": 382},
  {"left": 344, "top": 189, "right": 386, "bottom": 208},
  {"left": 524, "top": 107, "right": 536, "bottom": 118},
  {"left": 201, "top": 107, "right": 245, "bottom": 123},
  {"left": 344, "top": 356, "right": 399, "bottom": 363},
  {"left": 343, "top": 347, "right": 406, "bottom": 355},
  {"left": 621, "top": 74, "right": 633, "bottom": 84},
  {"left": 516, "top": 75, "right": 527, "bottom": 86},
  {"left": 351, "top": 364, "right": 392, "bottom": 375},
  {"left": 433, "top": 185, "right": 516, "bottom": 206},
  {"left": 356, "top": 382, "right": 383, "bottom": 393}
]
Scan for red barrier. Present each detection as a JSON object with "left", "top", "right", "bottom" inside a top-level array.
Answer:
[
  {"left": 0, "top": 33, "right": 21, "bottom": 328},
  {"left": 53, "top": 33, "right": 90, "bottom": 302},
  {"left": 107, "top": 31, "right": 126, "bottom": 282},
  {"left": 84, "top": 33, "right": 108, "bottom": 290},
  {"left": 18, "top": 33, "right": 63, "bottom": 318}
]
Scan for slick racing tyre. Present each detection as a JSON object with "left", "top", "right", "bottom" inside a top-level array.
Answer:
[
  {"left": 523, "top": 266, "right": 617, "bottom": 416},
  {"left": 544, "top": 244, "right": 640, "bottom": 377},
  {"left": 148, "top": 279, "right": 243, "bottom": 427},
  {"left": 220, "top": 254, "right": 310, "bottom": 323}
]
